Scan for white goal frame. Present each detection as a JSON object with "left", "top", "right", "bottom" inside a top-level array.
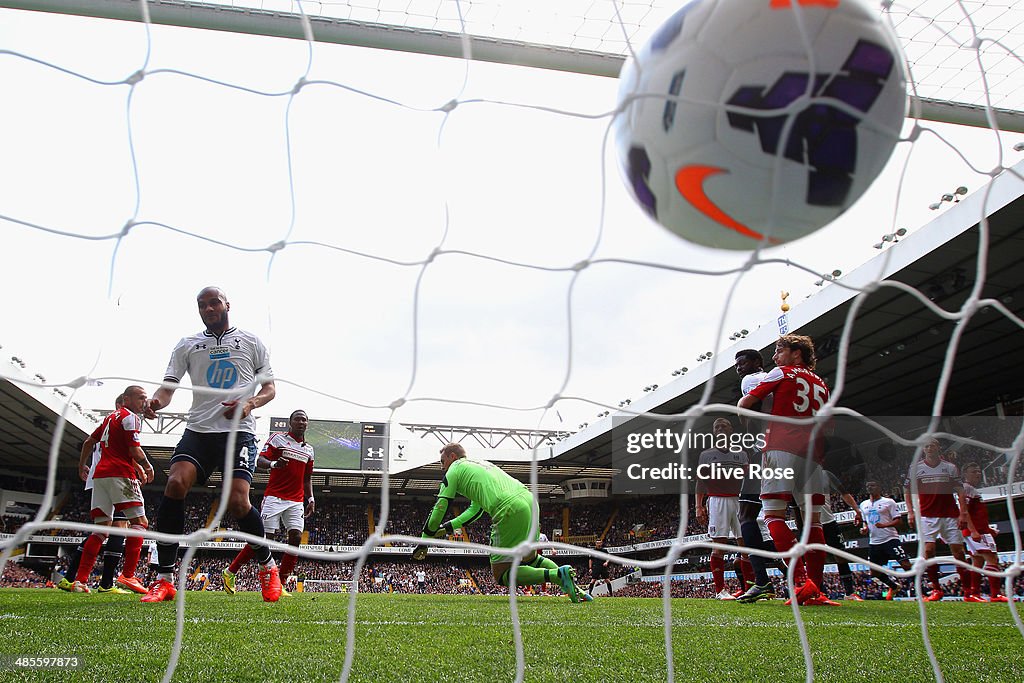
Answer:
[{"left": 3, "top": 0, "right": 1023, "bottom": 132}]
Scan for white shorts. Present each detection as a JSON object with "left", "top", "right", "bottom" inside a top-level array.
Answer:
[
  {"left": 707, "top": 496, "right": 741, "bottom": 539},
  {"left": 965, "top": 533, "right": 997, "bottom": 554},
  {"left": 261, "top": 495, "right": 304, "bottom": 533},
  {"left": 918, "top": 516, "right": 962, "bottom": 545},
  {"left": 90, "top": 477, "right": 144, "bottom": 521},
  {"left": 759, "top": 450, "right": 825, "bottom": 510}
]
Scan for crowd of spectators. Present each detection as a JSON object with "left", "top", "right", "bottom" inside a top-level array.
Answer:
[
  {"left": 0, "top": 561, "right": 46, "bottom": 588},
  {"left": 136, "top": 555, "right": 480, "bottom": 595},
  {"left": 2, "top": 515, "right": 28, "bottom": 535},
  {"left": 604, "top": 496, "right": 701, "bottom": 546},
  {"left": 561, "top": 501, "right": 614, "bottom": 540},
  {"left": 305, "top": 501, "right": 369, "bottom": 546}
]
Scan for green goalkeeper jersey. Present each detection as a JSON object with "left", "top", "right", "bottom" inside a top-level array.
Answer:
[{"left": 423, "top": 457, "right": 528, "bottom": 536}]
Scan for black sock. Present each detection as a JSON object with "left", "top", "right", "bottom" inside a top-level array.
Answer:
[
  {"left": 236, "top": 506, "right": 271, "bottom": 565},
  {"left": 64, "top": 545, "right": 84, "bottom": 581},
  {"left": 100, "top": 534, "right": 125, "bottom": 589},
  {"left": 822, "top": 522, "right": 854, "bottom": 594},
  {"left": 740, "top": 521, "right": 771, "bottom": 585},
  {"left": 840, "top": 570, "right": 855, "bottom": 596},
  {"left": 157, "top": 497, "right": 185, "bottom": 573}
]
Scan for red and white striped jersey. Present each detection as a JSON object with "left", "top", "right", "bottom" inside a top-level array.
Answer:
[
  {"left": 747, "top": 365, "right": 829, "bottom": 460},
  {"left": 90, "top": 407, "right": 143, "bottom": 480},
  {"left": 261, "top": 432, "right": 314, "bottom": 502},
  {"left": 962, "top": 482, "right": 994, "bottom": 535},
  {"left": 904, "top": 459, "right": 962, "bottom": 519}
]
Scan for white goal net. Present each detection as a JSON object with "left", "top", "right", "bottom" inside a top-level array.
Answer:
[{"left": 0, "top": 1, "right": 1023, "bottom": 682}]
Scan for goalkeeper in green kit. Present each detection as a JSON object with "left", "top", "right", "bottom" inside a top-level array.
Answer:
[{"left": 414, "top": 442, "right": 591, "bottom": 602}]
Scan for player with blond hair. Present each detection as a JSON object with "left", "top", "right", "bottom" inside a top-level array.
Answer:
[
  {"left": 738, "top": 335, "right": 835, "bottom": 606},
  {"left": 69, "top": 385, "right": 155, "bottom": 594},
  {"left": 960, "top": 462, "right": 1007, "bottom": 602},
  {"left": 414, "top": 443, "right": 589, "bottom": 602}
]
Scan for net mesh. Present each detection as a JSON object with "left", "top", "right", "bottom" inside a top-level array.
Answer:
[{"left": 0, "top": 1, "right": 1023, "bottom": 681}]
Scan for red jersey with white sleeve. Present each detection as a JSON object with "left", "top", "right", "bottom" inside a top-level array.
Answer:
[
  {"left": 961, "top": 482, "right": 994, "bottom": 535},
  {"left": 90, "top": 407, "right": 143, "bottom": 480},
  {"left": 904, "top": 459, "right": 961, "bottom": 518},
  {"left": 746, "top": 365, "right": 829, "bottom": 461},
  {"left": 262, "top": 432, "right": 314, "bottom": 502}
]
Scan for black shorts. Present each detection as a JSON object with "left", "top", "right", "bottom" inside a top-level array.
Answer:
[
  {"left": 591, "top": 564, "right": 609, "bottom": 579},
  {"left": 868, "top": 539, "right": 909, "bottom": 567},
  {"left": 737, "top": 493, "right": 762, "bottom": 505},
  {"left": 170, "top": 429, "right": 259, "bottom": 485},
  {"left": 112, "top": 509, "right": 128, "bottom": 522}
]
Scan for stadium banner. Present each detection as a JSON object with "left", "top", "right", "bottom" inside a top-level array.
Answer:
[
  {"left": 0, "top": 535, "right": 89, "bottom": 545},
  {"left": 611, "top": 414, "right": 1022, "bottom": 497}
]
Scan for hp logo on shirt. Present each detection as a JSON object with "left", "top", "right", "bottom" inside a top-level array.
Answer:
[{"left": 207, "top": 360, "right": 238, "bottom": 389}]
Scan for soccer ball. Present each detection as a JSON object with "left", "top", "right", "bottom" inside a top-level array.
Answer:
[{"left": 614, "top": 0, "right": 907, "bottom": 250}]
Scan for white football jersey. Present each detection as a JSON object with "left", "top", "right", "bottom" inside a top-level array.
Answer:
[
  {"left": 741, "top": 370, "right": 774, "bottom": 413},
  {"left": 860, "top": 496, "right": 900, "bottom": 545},
  {"left": 163, "top": 327, "right": 273, "bottom": 434}
]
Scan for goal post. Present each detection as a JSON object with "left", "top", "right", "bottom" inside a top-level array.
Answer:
[{"left": 3, "top": 0, "right": 1023, "bottom": 132}]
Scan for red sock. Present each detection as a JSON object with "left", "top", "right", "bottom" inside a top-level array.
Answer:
[
  {"left": 229, "top": 544, "right": 255, "bottom": 574},
  {"left": 765, "top": 517, "right": 807, "bottom": 584},
  {"left": 739, "top": 557, "right": 754, "bottom": 587},
  {"left": 280, "top": 551, "right": 297, "bottom": 579},
  {"left": 710, "top": 555, "right": 725, "bottom": 593},
  {"left": 806, "top": 525, "right": 826, "bottom": 588},
  {"left": 76, "top": 533, "right": 104, "bottom": 584},
  {"left": 985, "top": 564, "right": 1001, "bottom": 597},
  {"left": 927, "top": 564, "right": 940, "bottom": 591},
  {"left": 122, "top": 523, "right": 147, "bottom": 578}
]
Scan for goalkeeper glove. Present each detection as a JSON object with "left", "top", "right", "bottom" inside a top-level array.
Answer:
[
  {"left": 436, "top": 521, "right": 454, "bottom": 538},
  {"left": 412, "top": 545, "right": 429, "bottom": 561}
]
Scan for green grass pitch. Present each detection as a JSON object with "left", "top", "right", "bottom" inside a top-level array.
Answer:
[{"left": 1, "top": 589, "right": 1022, "bottom": 682}]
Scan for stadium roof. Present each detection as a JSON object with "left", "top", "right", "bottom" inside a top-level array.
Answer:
[
  {"left": 2, "top": 161, "right": 1023, "bottom": 496},
  {"left": 547, "top": 158, "right": 1024, "bottom": 473}
]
